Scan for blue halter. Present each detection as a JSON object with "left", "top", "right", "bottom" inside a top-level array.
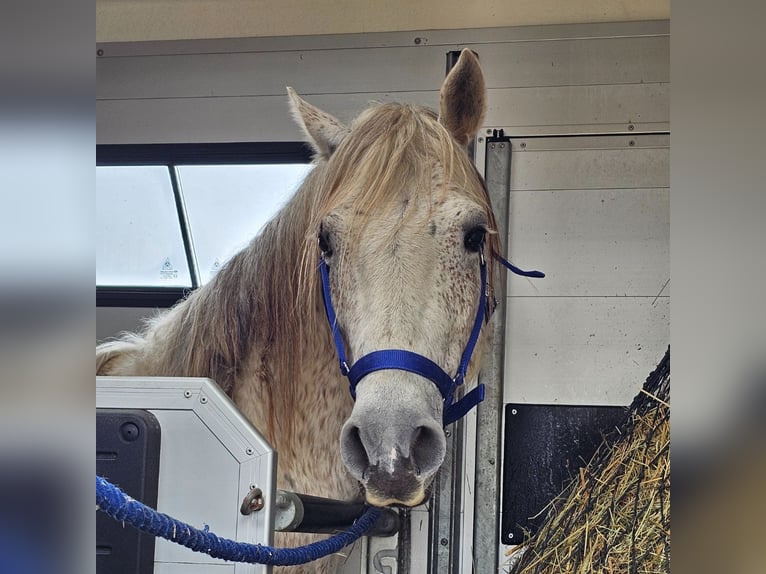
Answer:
[{"left": 318, "top": 245, "right": 544, "bottom": 427}]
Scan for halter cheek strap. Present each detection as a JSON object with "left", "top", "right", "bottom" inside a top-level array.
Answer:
[{"left": 319, "top": 248, "right": 544, "bottom": 427}]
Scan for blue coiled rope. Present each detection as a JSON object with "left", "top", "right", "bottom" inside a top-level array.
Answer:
[{"left": 96, "top": 476, "right": 382, "bottom": 566}]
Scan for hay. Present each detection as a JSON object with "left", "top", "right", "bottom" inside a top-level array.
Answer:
[{"left": 507, "top": 348, "right": 670, "bottom": 574}]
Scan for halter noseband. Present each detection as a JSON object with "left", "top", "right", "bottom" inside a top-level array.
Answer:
[{"left": 318, "top": 246, "right": 544, "bottom": 427}]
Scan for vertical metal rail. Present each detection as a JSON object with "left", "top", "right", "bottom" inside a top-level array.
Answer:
[
  {"left": 168, "top": 165, "right": 200, "bottom": 288},
  {"left": 473, "top": 134, "right": 512, "bottom": 573},
  {"left": 428, "top": 417, "right": 464, "bottom": 573}
]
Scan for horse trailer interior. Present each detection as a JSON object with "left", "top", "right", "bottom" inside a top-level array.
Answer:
[{"left": 97, "top": 15, "right": 669, "bottom": 574}]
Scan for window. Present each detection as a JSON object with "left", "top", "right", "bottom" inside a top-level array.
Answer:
[
  {"left": 96, "top": 143, "right": 311, "bottom": 306},
  {"left": 179, "top": 164, "right": 310, "bottom": 284},
  {"left": 97, "top": 166, "right": 192, "bottom": 288}
]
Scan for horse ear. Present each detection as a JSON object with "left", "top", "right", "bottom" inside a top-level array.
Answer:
[
  {"left": 439, "top": 49, "right": 486, "bottom": 147},
  {"left": 287, "top": 87, "right": 349, "bottom": 159}
]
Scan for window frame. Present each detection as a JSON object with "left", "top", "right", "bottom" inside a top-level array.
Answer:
[{"left": 96, "top": 142, "right": 312, "bottom": 308}]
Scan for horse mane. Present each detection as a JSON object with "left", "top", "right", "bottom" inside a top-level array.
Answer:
[{"left": 98, "top": 101, "right": 501, "bottom": 445}]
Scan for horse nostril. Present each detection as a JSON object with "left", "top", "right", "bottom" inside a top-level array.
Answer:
[
  {"left": 411, "top": 423, "right": 446, "bottom": 478},
  {"left": 340, "top": 423, "right": 370, "bottom": 481}
]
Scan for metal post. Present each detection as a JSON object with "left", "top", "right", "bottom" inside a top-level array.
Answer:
[
  {"left": 473, "top": 134, "right": 512, "bottom": 573},
  {"left": 428, "top": 418, "right": 464, "bottom": 573}
]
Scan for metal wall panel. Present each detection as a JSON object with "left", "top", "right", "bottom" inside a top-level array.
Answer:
[
  {"left": 97, "top": 36, "right": 667, "bottom": 100},
  {"left": 485, "top": 83, "right": 669, "bottom": 134},
  {"left": 510, "top": 146, "right": 669, "bottom": 190},
  {"left": 97, "top": 82, "right": 669, "bottom": 143},
  {"left": 97, "top": 21, "right": 668, "bottom": 58},
  {"left": 504, "top": 297, "right": 669, "bottom": 405},
  {"left": 507, "top": 187, "right": 669, "bottom": 297},
  {"left": 96, "top": 21, "right": 669, "bottom": 144},
  {"left": 501, "top": 134, "right": 669, "bottom": 406},
  {"left": 97, "top": 91, "right": 440, "bottom": 144}
]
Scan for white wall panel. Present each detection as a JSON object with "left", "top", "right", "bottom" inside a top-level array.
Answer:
[
  {"left": 503, "top": 297, "right": 669, "bottom": 405},
  {"left": 501, "top": 134, "right": 669, "bottom": 407},
  {"left": 97, "top": 91, "right": 440, "bottom": 144},
  {"left": 485, "top": 83, "right": 668, "bottom": 134},
  {"left": 97, "top": 21, "right": 669, "bottom": 56},
  {"left": 97, "top": 36, "right": 668, "bottom": 100},
  {"left": 507, "top": 188, "right": 669, "bottom": 297},
  {"left": 97, "top": 83, "right": 668, "bottom": 144},
  {"left": 96, "top": 21, "right": 669, "bottom": 144},
  {"left": 510, "top": 146, "right": 668, "bottom": 190}
]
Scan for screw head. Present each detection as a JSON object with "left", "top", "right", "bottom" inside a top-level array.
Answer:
[
  {"left": 628, "top": 124, "right": 635, "bottom": 131},
  {"left": 440, "top": 537, "right": 449, "bottom": 546}
]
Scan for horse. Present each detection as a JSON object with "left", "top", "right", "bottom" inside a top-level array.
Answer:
[{"left": 97, "top": 49, "right": 501, "bottom": 573}]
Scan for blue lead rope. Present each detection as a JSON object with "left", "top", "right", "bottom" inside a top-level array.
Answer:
[{"left": 96, "top": 476, "right": 381, "bottom": 566}]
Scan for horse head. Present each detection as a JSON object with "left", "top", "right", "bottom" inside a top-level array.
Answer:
[{"left": 290, "top": 50, "right": 497, "bottom": 507}]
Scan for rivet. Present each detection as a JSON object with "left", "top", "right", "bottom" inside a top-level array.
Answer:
[
  {"left": 445, "top": 429, "right": 451, "bottom": 437},
  {"left": 488, "top": 458, "right": 495, "bottom": 465},
  {"left": 97, "top": 49, "right": 104, "bottom": 57},
  {"left": 246, "top": 447, "right": 255, "bottom": 455},
  {"left": 414, "top": 37, "right": 422, "bottom": 45},
  {"left": 490, "top": 143, "right": 495, "bottom": 149},
  {"left": 183, "top": 390, "right": 192, "bottom": 398},
  {"left": 440, "top": 537, "right": 449, "bottom": 546},
  {"left": 629, "top": 140, "right": 636, "bottom": 147},
  {"left": 478, "top": 137, "right": 484, "bottom": 143},
  {"left": 628, "top": 124, "right": 635, "bottom": 131},
  {"left": 199, "top": 395, "right": 208, "bottom": 404},
  {"left": 511, "top": 409, "right": 518, "bottom": 415},
  {"left": 520, "top": 142, "right": 526, "bottom": 149}
]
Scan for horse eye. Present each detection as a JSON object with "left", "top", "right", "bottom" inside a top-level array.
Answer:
[
  {"left": 464, "top": 227, "right": 486, "bottom": 252},
  {"left": 318, "top": 229, "right": 333, "bottom": 257}
]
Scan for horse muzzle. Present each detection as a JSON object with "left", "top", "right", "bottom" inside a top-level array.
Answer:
[{"left": 339, "top": 390, "right": 446, "bottom": 507}]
